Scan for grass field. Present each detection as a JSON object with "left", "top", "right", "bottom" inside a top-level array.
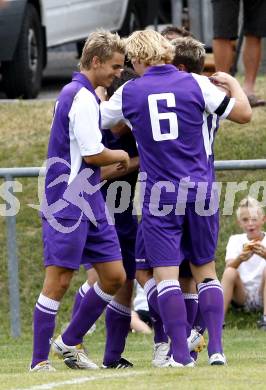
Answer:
[
  {"left": 0, "top": 327, "right": 266, "bottom": 390},
  {"left": 0, "top": 76, "right": 266, "bottom": 389}
]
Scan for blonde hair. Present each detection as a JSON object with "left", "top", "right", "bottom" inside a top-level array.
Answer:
[
  {"left": 236, "top": 196, "right": 265, "bottom": 219},
  {"left": 171, "top": 37, "right": 205, "bottom": 74},
  {"left": 125, "top": 29, "right": 175, "bottom": 66},
  {"left": 80, "top": 30, "right": 125, "bottom": 70}
]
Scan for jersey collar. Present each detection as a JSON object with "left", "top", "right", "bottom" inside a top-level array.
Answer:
[
  {"left": 72, "top": 72, "right": 100, "bottom": 102},
  {"left": 143, "top": 64, "right": 177, "bottom": 76}
]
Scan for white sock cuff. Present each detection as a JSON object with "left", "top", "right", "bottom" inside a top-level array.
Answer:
[
  {"left": 36, "top": 293, "right": 60, "bottom": 314},
  {"left": 94, "top": 282, "right": 113, "bottom": 303},
  {"left": 108, "top": 300, "right": 131, "bottom": 316},
  {"left": 157, "top": 280, "right": 180, "bottom": 297},
  {"left": 198, "top": 279, "right": 223, "bottom": 295},
  {"left": 157, "top": 279, "right": 180, "bottom": 292},
  {"left": 79, "top": 281, "right": 90, "bottom": 297},
  {"left": 38, "top": 293, "right": 60, "bottom": 310},
  {"left": 143, "top": 278, "right": 156, "bottom": 297},
  {"left": 183, "top": 293, "right": 198, "bottom": 300}
]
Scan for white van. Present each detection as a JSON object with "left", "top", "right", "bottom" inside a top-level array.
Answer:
[
  {"left": 0, "top": 1, "right": 221, "bottom": 99},
  {"left": 0, "top": 0, "right": 144, "bottom": 99}
]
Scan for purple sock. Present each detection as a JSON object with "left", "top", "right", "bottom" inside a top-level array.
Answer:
[
  {"left": 168, "top": 293, "right": 198, "bottom": 358},
  {"left": 143, "top": 278, "right": 168, "bottom": 344},
  {"left": 31, "top": 293, "right": 60, "bottom": 368},
  {"left": 157, "top": 280, "right": 191, "bottom": 365},
  {"left": 63, "top": 282, "right": 113, "bottom": 346},
  {"left": 190, "top": 350, "right": 197, "bottom": 361},
  {"left": 198, "top": 279, "right": 224, "bottom": 356},
  {"left": 190, "top": 307, "right": 206, "bottom": 362},
  {"left": 71, "top": 281, "right": 90, "bottom": 318},
  {"left": 103, "top": 301, "right": 131, "bottom": 365},
  {"left": 194, "top": 307, "right": 206, "bottom": 335},
  {"left": 184, "top": 293, "right": 198, "bottom": 337}
]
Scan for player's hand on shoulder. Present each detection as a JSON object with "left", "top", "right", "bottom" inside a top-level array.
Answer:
[
  {"left": 210, "top": 71, "right": 234, "bottom": 84},
  {"left": 209, "top": 72, "right": 233, "bottom": 97}
]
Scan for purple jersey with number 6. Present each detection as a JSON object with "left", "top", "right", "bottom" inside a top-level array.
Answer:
[{"left": 101, "top": 64, "right": 234, "bottom": 204}]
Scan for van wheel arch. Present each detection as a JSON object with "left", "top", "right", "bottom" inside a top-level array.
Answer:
[{"left": 2, "top": 3, "right": 44, "bottom": 99}]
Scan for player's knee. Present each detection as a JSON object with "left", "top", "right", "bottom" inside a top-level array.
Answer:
[
  {"left": 104, "top": 270, "right": 127, "bottom": 294},
  {"left": 113, "top": 270, "right": 127, "bottom": 289},
  {"left": 43, "top": 274, "right": 72, "bottom": 300},
  {"left": 58, "top": 273, "right": 72, "bottom": 293}
]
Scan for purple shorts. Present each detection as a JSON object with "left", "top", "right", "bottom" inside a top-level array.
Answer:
[
  {"left": 136, "top": 222, "right": 192, "bottom": 278},
  {"left": 42, "top": 217, "right": 122, "bottom": 270},
  {"left": 135, "top": 221, "right": 192, "bottom": 276},
  {"left": 139, "top": 201, "right": 219, "bottom": 269},
  {"left": 84, "top": 209, "right": 137, "bottom": 280},
  {"left": 136, "top": 224, "right": 192, "bottom": 278}
]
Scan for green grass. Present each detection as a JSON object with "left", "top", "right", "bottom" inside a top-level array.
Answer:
[
  {"left": 0, "top": 77, "right": 266, "bottom": 388},
  {"left": 0, "top": 328, "right": 266, "bottom": 389}
]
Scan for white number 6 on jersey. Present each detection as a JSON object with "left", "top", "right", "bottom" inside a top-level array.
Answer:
[{"left": 148, "top": 93, "right": 178, "bottom": 141}]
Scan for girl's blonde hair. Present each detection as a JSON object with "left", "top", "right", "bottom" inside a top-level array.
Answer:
[
  {"left": 236, "top": 196, "right": 265, "bottom": 219},
  {"left": 125, "top": 29, "right": 175, "bottom": 66},
  {"left": 80, "top": 30, "right": 125, "bottom": 70}
]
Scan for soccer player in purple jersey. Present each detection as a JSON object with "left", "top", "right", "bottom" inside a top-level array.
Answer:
[
  {"left": 171, "top": 36, "right": 219, "bottom": 360},
  {"left": 135, "top": 36, "right": 212, "bottom": 367},
  {"left": 101, "top": 29, "right": 252, "bottom": 367},
  {"left": 30, "top": 31, "right": 131, "bottom": 372},
  {"left": 70, "top": 68, "right": 140, "bottom": 369},
  {"left": 134, "top": 37, "right": 217, "bottom": 366}
]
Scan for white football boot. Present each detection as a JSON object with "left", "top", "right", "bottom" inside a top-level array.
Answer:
[
  {"left": 209, "top": 353, "right": 227, "bottom": 366},
  {"left": 29, "top": 360, "right": 56, "bottom": 372},
  {"left": 152, "top": 342, "right": 170, "bottom": 367},
  {"left": 163, "top": 356, "right": 195, "bottom": 368},
  {"left": 52, "top": 335, "right": 98, "bottom": 369}
]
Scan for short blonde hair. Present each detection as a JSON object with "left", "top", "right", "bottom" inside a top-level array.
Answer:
[
  {"left": 125, "top": 29, "right": 175, "bottom": 66},
  {"left": 171, "top": 37, "right": 205, "bottom": 74},
  {"left": 236, "top": 196, "right": 265, "bottom": 219},
  {"left": 80, "top": 30, "right": 125, "bottom": 70}
]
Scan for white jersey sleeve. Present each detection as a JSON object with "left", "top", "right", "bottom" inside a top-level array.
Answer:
[
  {"left": 69, "top": 87, "right": 104, "bottom": 156},
  {"left": 100, "top": 83, "right": 132, "bottom": 129},
  {"left": 192, "top": 73, "right": 235, "bottom": 119}
]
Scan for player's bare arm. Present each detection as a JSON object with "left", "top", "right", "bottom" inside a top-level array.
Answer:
[
  {"left": 210, "top": 72, "right": 252, "bottom": 124},
  {"left": 84, "top": 147, "right": 130, "bottom": 171},
  {"left": 101, "top": 155, "right": 138, "bottom": 178}
]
